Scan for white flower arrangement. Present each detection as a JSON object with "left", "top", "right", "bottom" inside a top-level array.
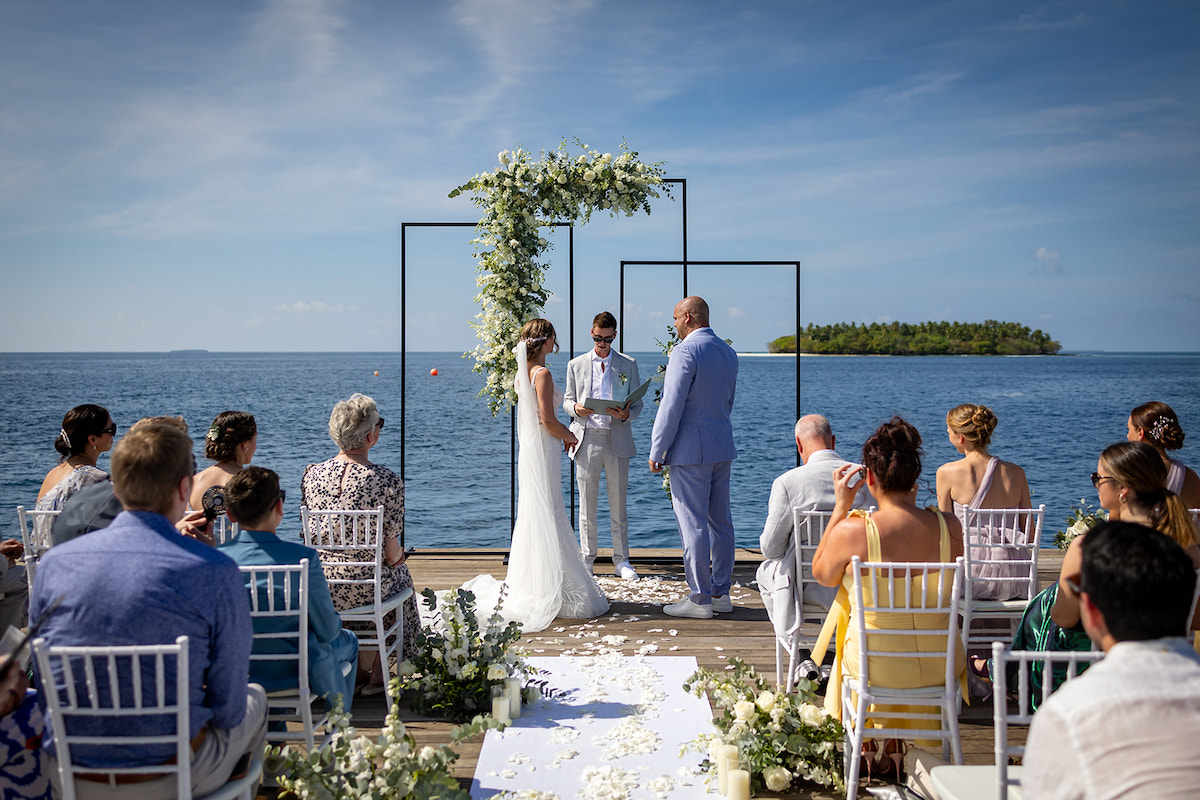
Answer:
[
  {"left": 683, "top": 658, "right": 845, "bottom": 794},
  {"left": 397, "top": 587, "right": 543, "bottom": 722},
  {"left": 1054, "top": 498, "right": 1108, "bottom": 549},
  {"left": 449, "top": 140, "right": 668, "bottom": 414},
  {"left": 267, "top": 685, "right": 502, "bottom": 799}
]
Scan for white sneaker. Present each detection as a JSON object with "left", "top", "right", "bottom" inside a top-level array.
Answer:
[
  {"left": 615, "top": 561, "right": 639, "bottom": 581},
  {"left": 663, "top": 597, "right": 713, "bottom": 619},
  {"left": 711, "top": 595, "right": 733, "bottom": 613}
]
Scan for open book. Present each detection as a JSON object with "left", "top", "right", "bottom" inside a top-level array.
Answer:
[{"left": 581, "top": 376, "right": 653, "bottom": 414}]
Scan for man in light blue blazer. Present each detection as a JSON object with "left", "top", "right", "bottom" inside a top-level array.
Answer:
[
  {"left": 564, "top": 311, "right": 643, "bottom": 580},
  {"left": 219, "top": 466, "right": 359, "bottom": 712},
  {"left": 649, "top": 296, "right": 739, "bottom": 619}
]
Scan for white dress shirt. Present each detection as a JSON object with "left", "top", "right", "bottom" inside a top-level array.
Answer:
[
  {"left": 587, "top": 351, "right": 613, "bottom": 430},
  {"left": 1023, "top": 637, "right": 1200, "bottom": 799}
]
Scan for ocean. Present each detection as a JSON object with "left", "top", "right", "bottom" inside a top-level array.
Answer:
[{"left": 2, "top": 351, "right": 1198, "bottom": 550}]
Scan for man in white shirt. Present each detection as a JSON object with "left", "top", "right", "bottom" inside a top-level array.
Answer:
[
  {"left": 1023, "top": 521, "right": 1200, "bottom": 799},
  {"left": 564, "top": 311, "right": 642, "bottom": 580},
  {"left": 757, "top": 415, "right": 864, "bottom": 666}
]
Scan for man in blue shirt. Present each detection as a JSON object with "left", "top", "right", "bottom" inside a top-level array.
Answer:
[
  {"left": 30, "top": 423, "right": 266, "bottom": 799},
  {"left": 218, "top": 466, "right": 359, "bottom": 712}
]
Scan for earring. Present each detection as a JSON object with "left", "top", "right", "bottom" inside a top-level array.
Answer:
[{"left": 1120, "top": 494, "right": 1127, "bottom": 504}]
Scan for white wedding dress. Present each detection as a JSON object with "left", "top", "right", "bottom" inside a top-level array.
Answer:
[{"left": 461, "top": 342, "right": 610, "bottom": 632}]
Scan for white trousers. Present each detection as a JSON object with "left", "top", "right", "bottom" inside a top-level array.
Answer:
[{"left": 574, "top": 429, "right": 630, "bottom": 566}]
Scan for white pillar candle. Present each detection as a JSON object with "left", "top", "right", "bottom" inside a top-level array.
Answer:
[
  {"left": 506, "top": 676, "right": 522, "bottom": 719},
  {"left": 491, "top": 694, "right": 511, "bottom": 725},
  {"left": 727, "top": 769, "right": 750, "bottom": 800},
  {"left": 715, "top": 744, "right": 738, "bottom": 795}
]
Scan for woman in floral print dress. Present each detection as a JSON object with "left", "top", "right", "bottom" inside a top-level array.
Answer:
[{"left": 301, "top": 393, "right": 421, "bottom": 692}]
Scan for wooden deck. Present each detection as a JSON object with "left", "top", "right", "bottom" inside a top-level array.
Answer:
[{"left": 271, "top": 547, "right": 1065, "bottom": 799}]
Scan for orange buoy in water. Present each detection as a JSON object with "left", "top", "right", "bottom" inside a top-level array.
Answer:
[
  {"left": 374, "top": 371, "right": 379, "bottom": 376},
  {"left": 430, "top": 368, "right": 439, "bottom": 376}
]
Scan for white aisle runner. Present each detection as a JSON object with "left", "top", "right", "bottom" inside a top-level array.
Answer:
[{"left": 471, "top": 655, "right": 719, "bottom": 799}]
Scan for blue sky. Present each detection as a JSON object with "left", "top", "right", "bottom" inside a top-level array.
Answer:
[{"left": 2, "top": 0, "right": 1198, "bottom": 353}]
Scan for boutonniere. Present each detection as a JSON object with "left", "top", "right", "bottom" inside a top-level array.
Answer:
[{"left": 618, "top": 372, "right": 629, "bottom": 386}]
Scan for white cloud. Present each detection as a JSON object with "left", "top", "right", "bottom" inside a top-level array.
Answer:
[
  {"left": 275, "top": 300, "right": 351, "bottom": 313},
  {"left": 1032, "top": 246, "right": 1064, "bottom": 276},
  {"left": 728, "top": 306, "right": 746, "bottom": 318}
]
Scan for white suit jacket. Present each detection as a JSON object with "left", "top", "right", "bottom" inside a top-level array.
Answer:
[
  {"left": 562, "top": 350, "right": 642, "bottom": 460},
  {"left": 757, "top": 449, "right": 866, "bottom": 635}
]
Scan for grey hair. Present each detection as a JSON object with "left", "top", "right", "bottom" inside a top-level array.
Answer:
[
  {"left": 329, "top": 393, "right": 379, "bottom": 451},
  {"left": 795, "top": 414, "right": 833, "bottom": 443}
]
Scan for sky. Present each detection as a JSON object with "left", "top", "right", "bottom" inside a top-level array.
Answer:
[{"left": 1, "top": 0, "right": 1198, "bottom": 354}]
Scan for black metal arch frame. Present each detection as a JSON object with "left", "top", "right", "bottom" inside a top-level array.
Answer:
[{"left": 398, "top": 177, "right": 802, "bottom": 548}]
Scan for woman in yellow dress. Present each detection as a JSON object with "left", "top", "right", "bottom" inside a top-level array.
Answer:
[{"left": 812, "top": 417, "right": 965, "bottom": 774}]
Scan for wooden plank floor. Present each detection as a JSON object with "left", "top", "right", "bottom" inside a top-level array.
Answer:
[{"left": 270, "top": 547, "right": 1066, "bottom": 799}]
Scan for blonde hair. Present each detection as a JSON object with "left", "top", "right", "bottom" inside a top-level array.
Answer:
[
  {"left": 111, "top": 424, "right": 194, "bottom": 514},
  {"left": 329, "top": 393, "right": 379, "bottom": 451},
  {"left": 519, "top": 318, "right": 558, "bottom": 359},
  {"left": 947, "top": 403, "right": 998, "bottom": 449}
]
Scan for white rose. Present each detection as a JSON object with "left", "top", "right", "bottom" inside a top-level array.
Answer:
[
  {"left": 487, "top": 664, "right": 508, "bottom": 681},
  {"left": 398, "top": 660, "right": 417, "bottom": 677},
  {"left": 764, "top": 765, "right": 792, "bottom": 792},
  {"left": 431, "top": 648, "right": 442, "bottom": 662},
  {"left": 583, "top": 170, "right": 596, "bottom": 181},
  {"left": 800, "top": 703, "right": 825, "bottom": 727},
  {"left": 733, "top": 699, "right": 757, "bottom": 722},
  {"left": 756, "top": 690, "right": 776, "bottom": 713},
  {"left": 557, "top": 174, "right": 567, "bottom": 184},
  {"left": 498, "top": 150, "right": 510, "bottom": 164},
  {"left": 1067, "top": 519, "right": 1090, "bottom": 537}
]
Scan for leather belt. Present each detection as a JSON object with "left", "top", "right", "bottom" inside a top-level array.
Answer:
[{"left": 76, "top": 728, "right": 207, "bottom": 785}]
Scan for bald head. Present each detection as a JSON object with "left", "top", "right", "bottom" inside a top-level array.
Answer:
[
  {"left": 795, "top": 414, "right": 835, "bottom": 462},
  {"left": 672, "top": 296, "right": 710, "bottom": 339}
]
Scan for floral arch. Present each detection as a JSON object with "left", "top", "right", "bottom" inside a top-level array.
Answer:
[{"left": 450, "top": 140, "right": 668, "bottom": 414}]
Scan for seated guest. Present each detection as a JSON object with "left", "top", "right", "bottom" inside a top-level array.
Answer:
[
  {"left": 811, "top": 417, "right": 965, "bottom": 774},
  {"left": 50, "top": 417, "right": 214, "bottom": 547},
  {"left": 301, "top": 393, "right": 420, "bottom": 694},
  {"left": 936, "top": 403, "right": 1034, "bottom": 601},
  {"left": 190, "top": 411, "right": 258, "bottom": 514},
  {"left": 1023, "top": 522, "right": 1200, "bottom": 797},
  {"left": 1052, "top": 441, "right": 1200, "bottom": 630},
  {"left": 219, "top": 466, "right": 359, "bottom": 712},
  {"left": 1127, "top": 401, "right": 1200, "bottom": 509},
  {"left": 0, "top": 541, "right": 27, "bottom": 633},
  {"left": 756, "top": 415, "right": 864, "bottom": 669},
  {"left": 30, "top": 423, "right": 266, "bottom": 800},
  {"left": 0, "top": 655, "right": 51, "bottom": 799},
  {"left": 36, "top": 405, "right": 115, "bottom": 509}
]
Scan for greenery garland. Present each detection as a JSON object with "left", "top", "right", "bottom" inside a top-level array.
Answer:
[{"left": 450, "top": 140, "right": 668, "bottom": 414}]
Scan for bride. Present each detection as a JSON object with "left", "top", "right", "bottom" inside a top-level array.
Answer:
[{"left": 462, "top": 319, "right": 610, "bottom": 632}]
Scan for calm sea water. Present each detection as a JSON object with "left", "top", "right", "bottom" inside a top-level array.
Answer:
[{"left": 2, "top": 351, "right": 1198, "bottom": 549}]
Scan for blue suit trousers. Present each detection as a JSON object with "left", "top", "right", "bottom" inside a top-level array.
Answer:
[{"left": 669, "top": 461, "right": 735, "bottom": 604}]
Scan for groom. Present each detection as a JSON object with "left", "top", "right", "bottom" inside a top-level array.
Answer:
[
  {"left": 649, "top": 296, "right": 739, "bottom": 619},
  {"left": 564, "top": 311, "right": 642, "bottom": 580}
]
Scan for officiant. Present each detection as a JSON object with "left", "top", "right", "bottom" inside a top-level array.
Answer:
[{"left": 564, "top": 311, "right": 643, "bottom": 581}]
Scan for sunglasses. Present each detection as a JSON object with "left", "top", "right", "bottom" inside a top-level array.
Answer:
[
  {"left": 100, "top": 423, "right": 117, "bottom": 436},
  {"left": 1090, "top": 472, "right": 1118, "bottom": 488},
  {"left": 278, "top": 489, "right": 286, "bottom": 505},
  {"left": 375, "top": 417, "right": 385, "bottom": 430},
  {"left": 592, "top": 335, "right": 616, "bottom": 344},
  {"left": 1064, "top": 573, "right": 1083, "bottom": 596}
]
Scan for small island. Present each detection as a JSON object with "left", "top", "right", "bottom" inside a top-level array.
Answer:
[{"left": 770, "top": 320, "right": 1061, "bottom": 356}]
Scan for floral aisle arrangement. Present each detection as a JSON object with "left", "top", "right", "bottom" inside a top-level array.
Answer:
[
  {"left": 1053, "top": 499, "right": 1107, "bottom": 549},
  {"left": 449, "top": 140, "right": 668, "bottom": 414},
  {"left": 397, "top": 587, "right": 542, "bottom": 722},
  {"left": 683, "top": 658, "right": 845, "bottom": 794},
  {"left": 268, "top": 687, "right": 500, "bottom": 799}
]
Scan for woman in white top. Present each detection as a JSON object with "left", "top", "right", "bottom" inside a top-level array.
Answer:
[{"left": 1127, "top": 401, "right": 1200, "bottom": 509}]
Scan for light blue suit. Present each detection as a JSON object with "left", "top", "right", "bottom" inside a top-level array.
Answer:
[
  {"left": 649, "top": 326, "right": 739, "bottom": 604},
  {"left": 218, "top": 529, "right": 359, "bottom": 711}
]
